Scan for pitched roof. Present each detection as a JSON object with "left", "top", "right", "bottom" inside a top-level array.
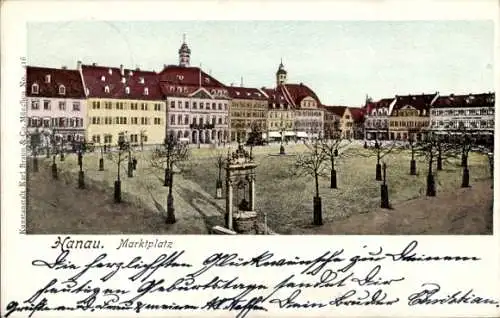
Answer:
[
  {"left": 393, "top": 93, "right": 437, "bottom": 112},
  {"left": 348, "top": 107, "right": 365, "bottom": 122},
  {"left": 26, "top": 66, "right": 85, "bottom": 99},
  {"left": 284, "top": 83, "right": 322, "bottom": 107},
  {"left": 323, "top": 105, "right": 347, "bottom": 117},
  {"left": 81, "top": 64, "right": 163, "bottom": 100},
  {"left": 263, "top": 87, "right": 293, "bottom": 109},
  {"left": 365, "top": 97, "right": 395, "bottom": 114},
  {"left": 433, "top": 93, "right": 495, "bottom": 109},
  {"left": 227, "top": 86, "right": 268, "bottom": 100}
]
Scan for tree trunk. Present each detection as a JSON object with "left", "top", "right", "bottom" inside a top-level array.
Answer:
[
  {"left": 313, "top": 196, "right": 323, "bottom": 226},
  {"left": 330, "top": 169, "right": 337, "bottom": 189},
  {"left": 166, "top": 174, "right": 176, "bottom": 224},
  {"left": 461, "top": 152, "right": 467, "bottom": 167},
  {"left": 461, "top": 167, "right": 470, "bottom": 188},
  {"left": 410, "top": 159, "right": 417, "bottom": 175},
  {"left": 114, "top": 180, "right": 121, "bottom": 203},
  {"left": 314, "top": 174, "right": 320, "bottom": 198},
  {"left": 99, "top": 158, "right": 104, "bottom": 171},
  {"left": 427, "top": 156, "right": 436, "bottom": 196},
  {"left": 51, "top": 162, "right": 58, "bottom": 179},
  {"left": 375, "top": 162, "right": 382, "bottom": 181},
  {"left": 380, "top": 183, "right": 389, "bottom": 208},
  {"left": 33, "top": 155, "right": 39, "bottom": 173},
  {"left": 78, "top": 171, "right": 85, "bottom": 189},
  {"left": 127, "top": 161, "right": 134, "bottom": 178},
  {"left": 437, "top": 148, "right": 443, "bottom": 171}
]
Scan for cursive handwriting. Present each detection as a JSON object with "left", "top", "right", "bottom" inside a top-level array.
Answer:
[{"left": 4, "top": 240, "right": 498, "bottom": 318}]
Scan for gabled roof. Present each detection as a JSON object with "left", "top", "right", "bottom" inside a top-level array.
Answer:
[
  {"left": 26, "top": 66, "right": 86, "bottom": 99},
  {"left": 348, "top": 107, "right": 365, "bottom": 122},
  {"left": 392, "top": 93, "right": 438, "bottom": 112},
  {"left": 365, "top": 97, "right": 395, "bottom": 114},
  {"left": 227, "top": 86, "right": 268, "bottom": 100},
  {"left": 433, "top": 93, "right": 495, "bottom": 109},
  {"left": 263, "top": 87, "right": 293, "bottom": 109},
  {"left": 81, "top": 64, "right": 163, "bottom": 100},
  {"left": 323, "top": 105, "right": 347, "bottom": 117},
  {"left": 284, "top": 83, "right": 322, "bottom": 107}
]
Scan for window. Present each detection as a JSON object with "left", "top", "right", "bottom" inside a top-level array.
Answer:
[
  {"left": 144, "top": 87, "right": 149, "bottom": 95},
  {"left": 104, "top": 135, "right": 112, "bottom": 144},
  {"left": 43, "top": 100, "right": 51, "bottom": 110},
  {"left": 73, "top": 102, "right": 80, "bottom": 111},
  {"left": 116, "top": 102, "right": 124, "bottom": 110},
  {"left": 170, "top": 101, "right": 175, "bottom": 108},
  {"left": 184, "top": 116, "right": 189, "bottom": 125},
  {"left": 170, "top": 115, "right": 175, "bottom": 125},
  {"left": 200, "top": 102, "right": 204, "bottom": 110},
  {"left": 43, "top": 118, "right": 50, "bottom": 127},
  {"left": 125, "top": 87, "right": 130, "bottom": 95},
  {"left": 45, "top": 75, "right": 51, "bottom": 83},
  {"left": 224, "top": 103, "right": 228, "bottom": 110},
  {"left": 193, "top": 102, "right": 197, "bottom": 109},
  {"left": 130, "top": 134, "right": 138, "bottom": 143},
  {"left": 178, "top": 101, "right": 182, "bottom": 108},
  {"left": 105, "top": 102, "right": 113, "bottom": 109},
  {"left": 212, "top": 103, "right": 216, "bottom": 110},
  {"left": 154, "top": 118, "right": 162, "bottom": 125},
  {"left": 104, "top": 85, "right": 110, "bottom": 93},
  {"left": 185, "top": 101, "right": 189, "bottom": 109},
  {"left": 92, "top": 101, "right": 101, "bottom": 110},
  {"left": 177, "top": 115, "right": 182, "bottom": 124},
  {"left": 131, "top": 117, "right": 138, "bottom": 125},
  {"left": 200, "top": 118, "right": 204, "bottom": 125},
  {"left": 154, "top": 103, "right": 161, "bottom": 111},
  {"left": 59, "top": 85, "right": 66, "bottom": 95},
  {"left": 92, "top": 135, "right": 101, "bottom": 143},
  {"left": 58, "top": 101, "right": 66, "bottom": 111},
  {"left": 141, "top": 103, "right": 148, "bottom": 111},
  {"left": 31, "top": 100, "right": 39, "bottom": 110},
  {"left": 31, "top": 83, "right": 39, "bottom": 94}
]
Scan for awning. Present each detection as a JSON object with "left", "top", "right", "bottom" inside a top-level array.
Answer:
[
  {"left": 296, "top": 132, "right": 308, "bottom": 138},
  {"left": 284, "top": 132, "right": 296, "bottom": 136},
  {"left": 268, "top": 132, "right": 281, "bottom": 138}
]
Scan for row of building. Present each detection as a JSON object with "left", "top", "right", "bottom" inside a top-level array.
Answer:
[{"left": 25, "top": 38, "right": 495, "bottom": 147}]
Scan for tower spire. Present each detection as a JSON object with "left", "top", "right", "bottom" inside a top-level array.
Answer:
[
  {"left": 182, "top": 33, "right": 186, "bottom": 43},
  {"left": 178, "top": 34, "right": 191, "bottom": 67}
]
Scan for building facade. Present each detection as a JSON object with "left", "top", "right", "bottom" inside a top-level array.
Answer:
[
  {"left": 159, "top": 40, "right": 230, "bottom": 145},
  {"left": 227, "top": 86, "right": 268, "bottom": 142},
  {"left": 364, "top": 98, "right": 395, "bottom": 140},
  {"left": 323, "top": 106, "right": 344, "bottom": 138},
  {"left": 26, "top": 66, "right": 86, "bottom": 146},
  {"left": 264, "top": 61, "right": 323, "bottom": 141},
  {"left": 430, "top": 93, "right": 495, "bottom": 135},
  {"left": 80, "top": 63, "right": 166, "bottom": 147},
  {"left": 388, "top": 93, "right": 437, "bottom": 141}
]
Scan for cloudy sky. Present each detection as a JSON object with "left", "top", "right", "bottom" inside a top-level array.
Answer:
[{"left": 28, "top": 20, "right": 494, "bottom": 105}]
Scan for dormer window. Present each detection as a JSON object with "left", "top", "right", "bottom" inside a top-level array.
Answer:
[
  {"left": 204, "top": 77, "right": 210, "bottom": 83},
  {"left": 58, "top": 85, "right": 66, "bottom": 95},
  {"left": 125, "top": 86, "right": 130, "bottom": 94},
  {"left": 104, "top": 85, "right": 110, "bottom": 93},
  {"left": 129, "top": 71, "right": 133, "bottom": 77},
  {"left": 31, "top": 83, "right": 39, "bottom": 94},
  {"left": 121, "top": 77, "right": 126, "bottom": 84},
  {"left": 101, "top": 76, "right": 106, "bottom": 82},
  {"left": 176, "top": 75, "right": 184, "bottom": 81},
  {"left": 139, "top": 77, "right": 145, "bottom": 84},
  {"left": 45, "top": 75, "right": 51, "bottom": 83},
  {"left": 236, "top": 91, "right": 240, "bottom": 96},
  {"left": 177, "top": 87, "right": 182, "bottom": 93},
  {"left": 169, "top": 86, "right": 174, "bottom": 92},
  {"left": 108, "top": 69, "right": 113, "bottom": 75},
  {"left": 144, "top": 87, "right": 149, "bottom": 95}
]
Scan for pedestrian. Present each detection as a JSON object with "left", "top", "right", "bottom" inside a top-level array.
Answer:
[{"left": 132, "top": 157, "right": 138, "bottom": 170}]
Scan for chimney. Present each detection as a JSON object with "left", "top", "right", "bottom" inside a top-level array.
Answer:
[
  {"left": 120, "top": 64, "right": 124, "bottom": 76},
  {"left": 108, "top": 68, "right": 112, "bottom": 75},
  {"left": 92, "top": 62, "right": 97, "bottom": 66},
  {"left": 61, "top": 66, "right": 67, "bottom": 70},
  {"left": 139, "top": 77, "right": 145, "bottom": 84},
  {"left": 135, "top": 67, "right": 140, "bottom": 71},
  {"left": 76, "top": 60, "right": 82, "bottom": 70},
  {"left": 45, "top": 74, "right": 51, "bottom": 83},
  {"left": 240, "top": 76, "right": 243, "bottom": 87}
]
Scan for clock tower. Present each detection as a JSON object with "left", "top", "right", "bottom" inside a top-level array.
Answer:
[{"left": 178, "top": 34, "right": 191, "bottom": 67}]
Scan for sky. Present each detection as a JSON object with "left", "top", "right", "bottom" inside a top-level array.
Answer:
[{"left": 27, "top": 21, "right": 494, "bottom": 106}]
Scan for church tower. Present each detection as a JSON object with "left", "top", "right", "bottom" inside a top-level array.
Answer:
[
  {"left": 276, "top": 59, "right": 287, "bottom": 85},
  {"left": 178, "top": 34, "right": 191, "bottom": 67}
]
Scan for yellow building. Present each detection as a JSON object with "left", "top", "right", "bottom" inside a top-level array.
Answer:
[
  {"left": 388, "top": 93, "right": 437, "bottom": 141},
  {"left": 80, "top": 63, "right": 166, "bottom": 147},
  {"left": 227, "top": 86, "right": 268, "bottom": 142}
]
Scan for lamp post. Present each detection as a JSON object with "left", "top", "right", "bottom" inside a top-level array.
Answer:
[
  {"left": 77, "top": 141, "right": 85, "bottom": 189},
  {"left": 279, "top": 116, "right": 285, "bottom": 155}
]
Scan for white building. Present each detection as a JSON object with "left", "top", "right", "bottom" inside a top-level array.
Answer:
[{"left": 430, "top": 93, "right": 495, "bottom": 134}]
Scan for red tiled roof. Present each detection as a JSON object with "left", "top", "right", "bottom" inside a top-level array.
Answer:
[
  {"left": 433, "top": 93, "right": 495, "bottom": 109},
  {"left": 284, "top": 83, "right": 322, "bottom": 107},
  {"left": 81, "top": 65, "right": 163, "bottom": 100},
  {"left": 323, "top": 105, "right": 347, "bottom": 117},
  {"left": 158, "top": 65, "right": 227, "bottom": 88},
  {"left": 263, "top": 87, "right": 293, "bottom": 109},
  {"left": 26, "top": 66, "right": 85, "bottom": 99},
  {"left": 348, "top": 107, "right": 365, "bottom": 122},
  {"left": 393, "top": 93, "right": 437, "bottom": 112},
  {"left": 227, "top": 86, "right": 268, "bottom": 100}
]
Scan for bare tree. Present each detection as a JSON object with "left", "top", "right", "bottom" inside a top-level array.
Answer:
[
  {"left": 451, "top": 128, "right": 479, "bottom": 188},
  {"left": 150, "top": 133, "right": 190, "bottom": 224},
  {"left": 415, "top": 132, "right": 456, "bottom": 196},
  {"left": 363, "top": 138, "right": 401, "bottom": 181},
  {"left": 293, "top": 138, "right": 329, "bottom": 225},
  {"left": 213, "top": 148, "right": 226, "bottom": 199},
  {"left": 29, "top": 129, "right": 42, "bottom": 173},
  {"left": 106, "top": 135, "right": 131, "bottom": 203},
  {"left": 321, "top": 132, "right": 352, "bottom": 188}
]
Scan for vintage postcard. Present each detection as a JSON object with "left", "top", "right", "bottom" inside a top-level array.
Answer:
[{"left": 1, "top": 0, "right": 499, "bottom": 317}]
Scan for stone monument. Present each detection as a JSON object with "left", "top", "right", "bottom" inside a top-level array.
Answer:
[{"left": 225, "top": 143, "right": 258, "bottom": 234}]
